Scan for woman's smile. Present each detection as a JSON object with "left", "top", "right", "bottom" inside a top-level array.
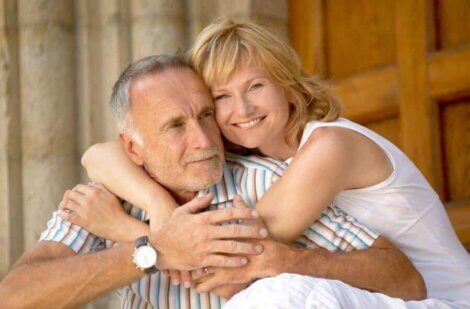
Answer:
[{"left": 232, "top": 116, "right": 266, "bottom": 129}]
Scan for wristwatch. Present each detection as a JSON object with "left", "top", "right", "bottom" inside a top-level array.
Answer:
[{"left": 132, "top": 236, "right": 158, "bottom": 274}]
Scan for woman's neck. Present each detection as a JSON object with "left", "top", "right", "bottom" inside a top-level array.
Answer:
[{"left": 257, "top": 136, "right": 299, "bottom": 161}]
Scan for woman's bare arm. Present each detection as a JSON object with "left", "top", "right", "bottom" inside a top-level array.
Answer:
[
  {"left": 81, "top": 141, "right": 178, "bottom": 226},
  {"left": 256, "top": 126, "right": 393, "bottom": 243}
]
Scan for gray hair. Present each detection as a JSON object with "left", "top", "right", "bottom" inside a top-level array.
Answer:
[{"left": 110, "top": 53, "right": 192, "bottom": 135}]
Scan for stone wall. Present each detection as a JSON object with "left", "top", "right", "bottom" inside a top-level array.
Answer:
[{"left": 0, "top": 0, "right": 288, "bottom": 307}]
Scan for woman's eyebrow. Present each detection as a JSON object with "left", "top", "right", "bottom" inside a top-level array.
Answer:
[{"left": 211, "top": 76, "right": 266, "bottom": 93}]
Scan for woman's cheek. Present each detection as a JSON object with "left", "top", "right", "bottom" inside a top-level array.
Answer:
[{"left": 215, "top": 107, "right": 230, "bottom": 129}]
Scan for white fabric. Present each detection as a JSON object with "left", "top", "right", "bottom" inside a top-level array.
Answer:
[
  {"left": 291, "top": 118, "right": 470, "bottom": 302},
  {"left": 225, "top": 274, "right": 468, "bottom": 309}
]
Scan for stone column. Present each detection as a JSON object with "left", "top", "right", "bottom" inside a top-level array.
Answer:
[
  {"left": 185, "top": 0, "right": 219, "bottom": 44},
  {"left": 75, "top": 0, "right": 130, "bottom": 184},
  {"left": 249, "top": 0, "right": 289, "bottom": 41},
  {"left": 217, "top": 0, "right": 288, "bottom": 41},
  {"left": 0, "top": 0, "right": 23, "bottom": 277},
  {"left": 18, "top": 0, "right": 78, "bottom": 248},
  {"left": 130, "top": 0, "right": 186, "bottom": 59}
]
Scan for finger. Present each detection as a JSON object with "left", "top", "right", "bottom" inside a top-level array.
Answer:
[
  {"left": 210, "top": 240, "right": 263, "bottom": 255},
  {"left": 169, "top": 269, "right": 180, "bottom": 285},
  {"left": 66, "top": 190, "right": 87, "bottom": 205},
  {"left": 180, "top": 271, "right": 192, "bottom": 288},
  {"left": 203, "top": 254, "right": 248, "bottom": 268},
  {"left": 179, "top": 193, "right": 213, "bottom": 214},
  {"left": 203, "top": 207, "right": 259, "bottom": 225},
  {"left": 59, "top": 198, "right": 81, "bottom": 213},
  {"left": 209, "top": 224, "right": 268, "bottom": 240},
  {"left": 89, "top": 182, "right": 109, "bottom": 193},
  {"left": 72, "top": 184, "right": 96, "bottom": 196},
  {"left": 196, "top": 275, "right": 223, "bottom": 293},
  {"left": 233, "top": 195, "right": 249, "bottom": 208},
  {"left": 191, "top": 269, "right": 205, "bottom": 281},
  {"left": 58, "top": 209, "right": 82, "bottom": 226},
  {"left": 161, "top": 269, "right": 170, "bottom": 276}
]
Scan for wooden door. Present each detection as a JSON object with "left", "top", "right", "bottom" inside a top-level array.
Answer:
[{"left": 289, "top": 0, "right": 470, "bottom": 249}]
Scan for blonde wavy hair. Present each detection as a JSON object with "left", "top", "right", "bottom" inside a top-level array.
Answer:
[{"left": 189, "top": 18, "right": 341, "bottom": 147}]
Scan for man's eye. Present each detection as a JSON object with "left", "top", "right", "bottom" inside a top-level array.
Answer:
[
  {"left": 203, "top": 110, "right": 214, "bottom": 117},
  {"left": 170, "top": 123, "right": 183, "bottom": 129},
  {"left": 214, "top": 94, "right": 229, "bottom": 101},
  {"left": 249, "top": 83, "right": 263, "bottom": 91}
]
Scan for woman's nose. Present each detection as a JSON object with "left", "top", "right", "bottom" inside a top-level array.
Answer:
[{"left": 234, "top": 94, "right": 255, "bottom": 118}]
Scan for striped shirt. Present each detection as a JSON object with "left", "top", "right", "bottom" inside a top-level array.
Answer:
[{"left": 39, "top": 154, "right": 379, "bottom": 308}]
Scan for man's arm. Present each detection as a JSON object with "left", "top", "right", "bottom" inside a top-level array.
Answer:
[
  {"left": 0, "top": 241, "right": 142, "bottom": 308},
  {"left": 0, "top": 194, "right": 267, "bottom": 307},
  {"left": 196, "top": 236, "right": 426, "bottom": 301}
]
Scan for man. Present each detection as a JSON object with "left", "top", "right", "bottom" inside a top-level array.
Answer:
[{"left": 0, "top": 54, "right": 424, "bottom": 308}]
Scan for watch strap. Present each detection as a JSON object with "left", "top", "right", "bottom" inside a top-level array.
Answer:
[{"left": 135, "top": 235, "right": 149, "bottom": 248}]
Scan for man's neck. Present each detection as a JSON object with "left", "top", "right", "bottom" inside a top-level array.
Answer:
[{"left": 171, "top": 190, "right": 197, "bottom": 205}]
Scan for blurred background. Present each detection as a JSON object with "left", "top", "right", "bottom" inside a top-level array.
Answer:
[{"left": 1, "top": 0, "right": 469, "bottom": 307}]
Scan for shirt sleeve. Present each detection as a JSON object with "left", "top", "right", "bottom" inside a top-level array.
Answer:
[
  {"left": 39, "top": 211, "right": 106, "bottom": 254},
  {"left": 298, "top": 204, "right": 380, "bottom": 252}
]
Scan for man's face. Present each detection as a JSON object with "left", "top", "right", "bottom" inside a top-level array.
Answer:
[{"left": 128, "top": 68, "right": 224, "bottom": 194}]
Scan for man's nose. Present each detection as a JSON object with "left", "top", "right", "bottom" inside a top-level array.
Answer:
[
  {"left": 190, "top": 123, "right": 213, "bottom": 149},
  {"left": 234, "top": 94, "right": 255, "bottom": 118}
]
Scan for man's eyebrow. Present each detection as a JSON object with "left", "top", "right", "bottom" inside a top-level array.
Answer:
[{"left": 160, "top": 115, "right": 185, "bottom": 130}]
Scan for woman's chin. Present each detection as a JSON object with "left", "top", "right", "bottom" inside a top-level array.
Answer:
[{"left": 233, "top": 138, "right": 264, "bottom": 150}]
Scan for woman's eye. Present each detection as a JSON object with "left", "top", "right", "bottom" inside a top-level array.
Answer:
[
  {"left": 249, "top": 83, "right": 263, "bottom": 91},
  {"left": 214, "top": 94, "right": 229, "bottom": 101}
]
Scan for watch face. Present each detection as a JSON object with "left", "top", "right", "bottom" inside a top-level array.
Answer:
[{"left": 135, "top": 246, "right": 157, "bottom": 269}]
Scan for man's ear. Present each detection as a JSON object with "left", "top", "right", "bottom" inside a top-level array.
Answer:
[{"left": 119, "top": 132, "right": 144, "bottom": 166}]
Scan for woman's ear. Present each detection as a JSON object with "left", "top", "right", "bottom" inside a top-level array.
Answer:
[{"left": 119, "top": 132, "right": 144, "bottom": 166}]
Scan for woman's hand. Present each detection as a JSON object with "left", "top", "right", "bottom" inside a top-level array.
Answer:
[
  {"left": 58, "top": 183, "right": 149, "bottom": 242},
  {"left": 81, "top": 141, "right": 179, "bottom": 230}
]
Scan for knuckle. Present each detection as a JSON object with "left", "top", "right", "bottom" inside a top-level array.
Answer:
[
  {"left": 197, "top": 213, "right": 207, "bottom": 224},
  {"left": 228, "top": 240, "right": 238, "bottom": 252},
  {"left": 224, "top": 208, "right": 233, "bottom": 218},
  {"left": 199, "top": 226, "right": 209, "bottom": 240},
  {"left": 231, "top": 224, "right": 241, "bottom": 236},
  {"left": 90, "top": 190, "right": 99, "bottom": 199}
]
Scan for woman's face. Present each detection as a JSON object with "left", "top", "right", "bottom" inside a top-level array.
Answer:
[{"left": 210, "top": 61, "right": 291, "bottom": 152}]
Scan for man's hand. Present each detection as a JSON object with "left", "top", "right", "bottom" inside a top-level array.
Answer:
[{"left": 151, "top": 193, "right": 268, "bottom": 271}]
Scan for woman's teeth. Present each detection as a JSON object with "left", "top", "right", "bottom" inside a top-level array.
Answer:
[{"left": 236, "top": 117, "right": 263, "bottom": 128}]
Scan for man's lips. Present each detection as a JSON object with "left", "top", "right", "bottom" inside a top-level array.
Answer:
[
  {"left": 185, "top": 155, "right": 217, "bottom": 165},
  {"left": 232, "top": 116, "right": 266, "bottom": 128}
]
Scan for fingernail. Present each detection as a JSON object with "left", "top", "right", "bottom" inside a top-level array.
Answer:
[
  {"left": 255, "top": 245, "right": 263, "bottom": 253},
  {"left": 173, "top": 279, "right": 179, "bottom": 285},
  {"left": 184, "top": 281, "right": 191, "bottom": 288},
  {"left": 251, "top": 210, "right": 259, "bottom": 218},
  {"left": 241, "top": 257, "right": 248, "bottom": 265},
  {"left": 259, "top": 228, "right": 268, "bottom": 237}
]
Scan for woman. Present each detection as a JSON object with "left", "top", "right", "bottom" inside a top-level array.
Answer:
[{"left": 68, "top": 19, "right": 469, "bottom": 304}]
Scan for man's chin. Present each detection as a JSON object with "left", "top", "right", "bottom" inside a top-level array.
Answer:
[{"left": 184, "top": 168, "right": 223, "bottom": 192}]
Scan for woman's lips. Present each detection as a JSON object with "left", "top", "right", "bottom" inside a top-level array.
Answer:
[{"left": 233, "top": 116, "right": 266, "bottom": 128}]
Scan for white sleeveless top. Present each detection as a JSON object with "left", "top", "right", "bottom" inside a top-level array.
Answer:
[{"left": 296, "top": 118, "right": 470, "bottom": 302}]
